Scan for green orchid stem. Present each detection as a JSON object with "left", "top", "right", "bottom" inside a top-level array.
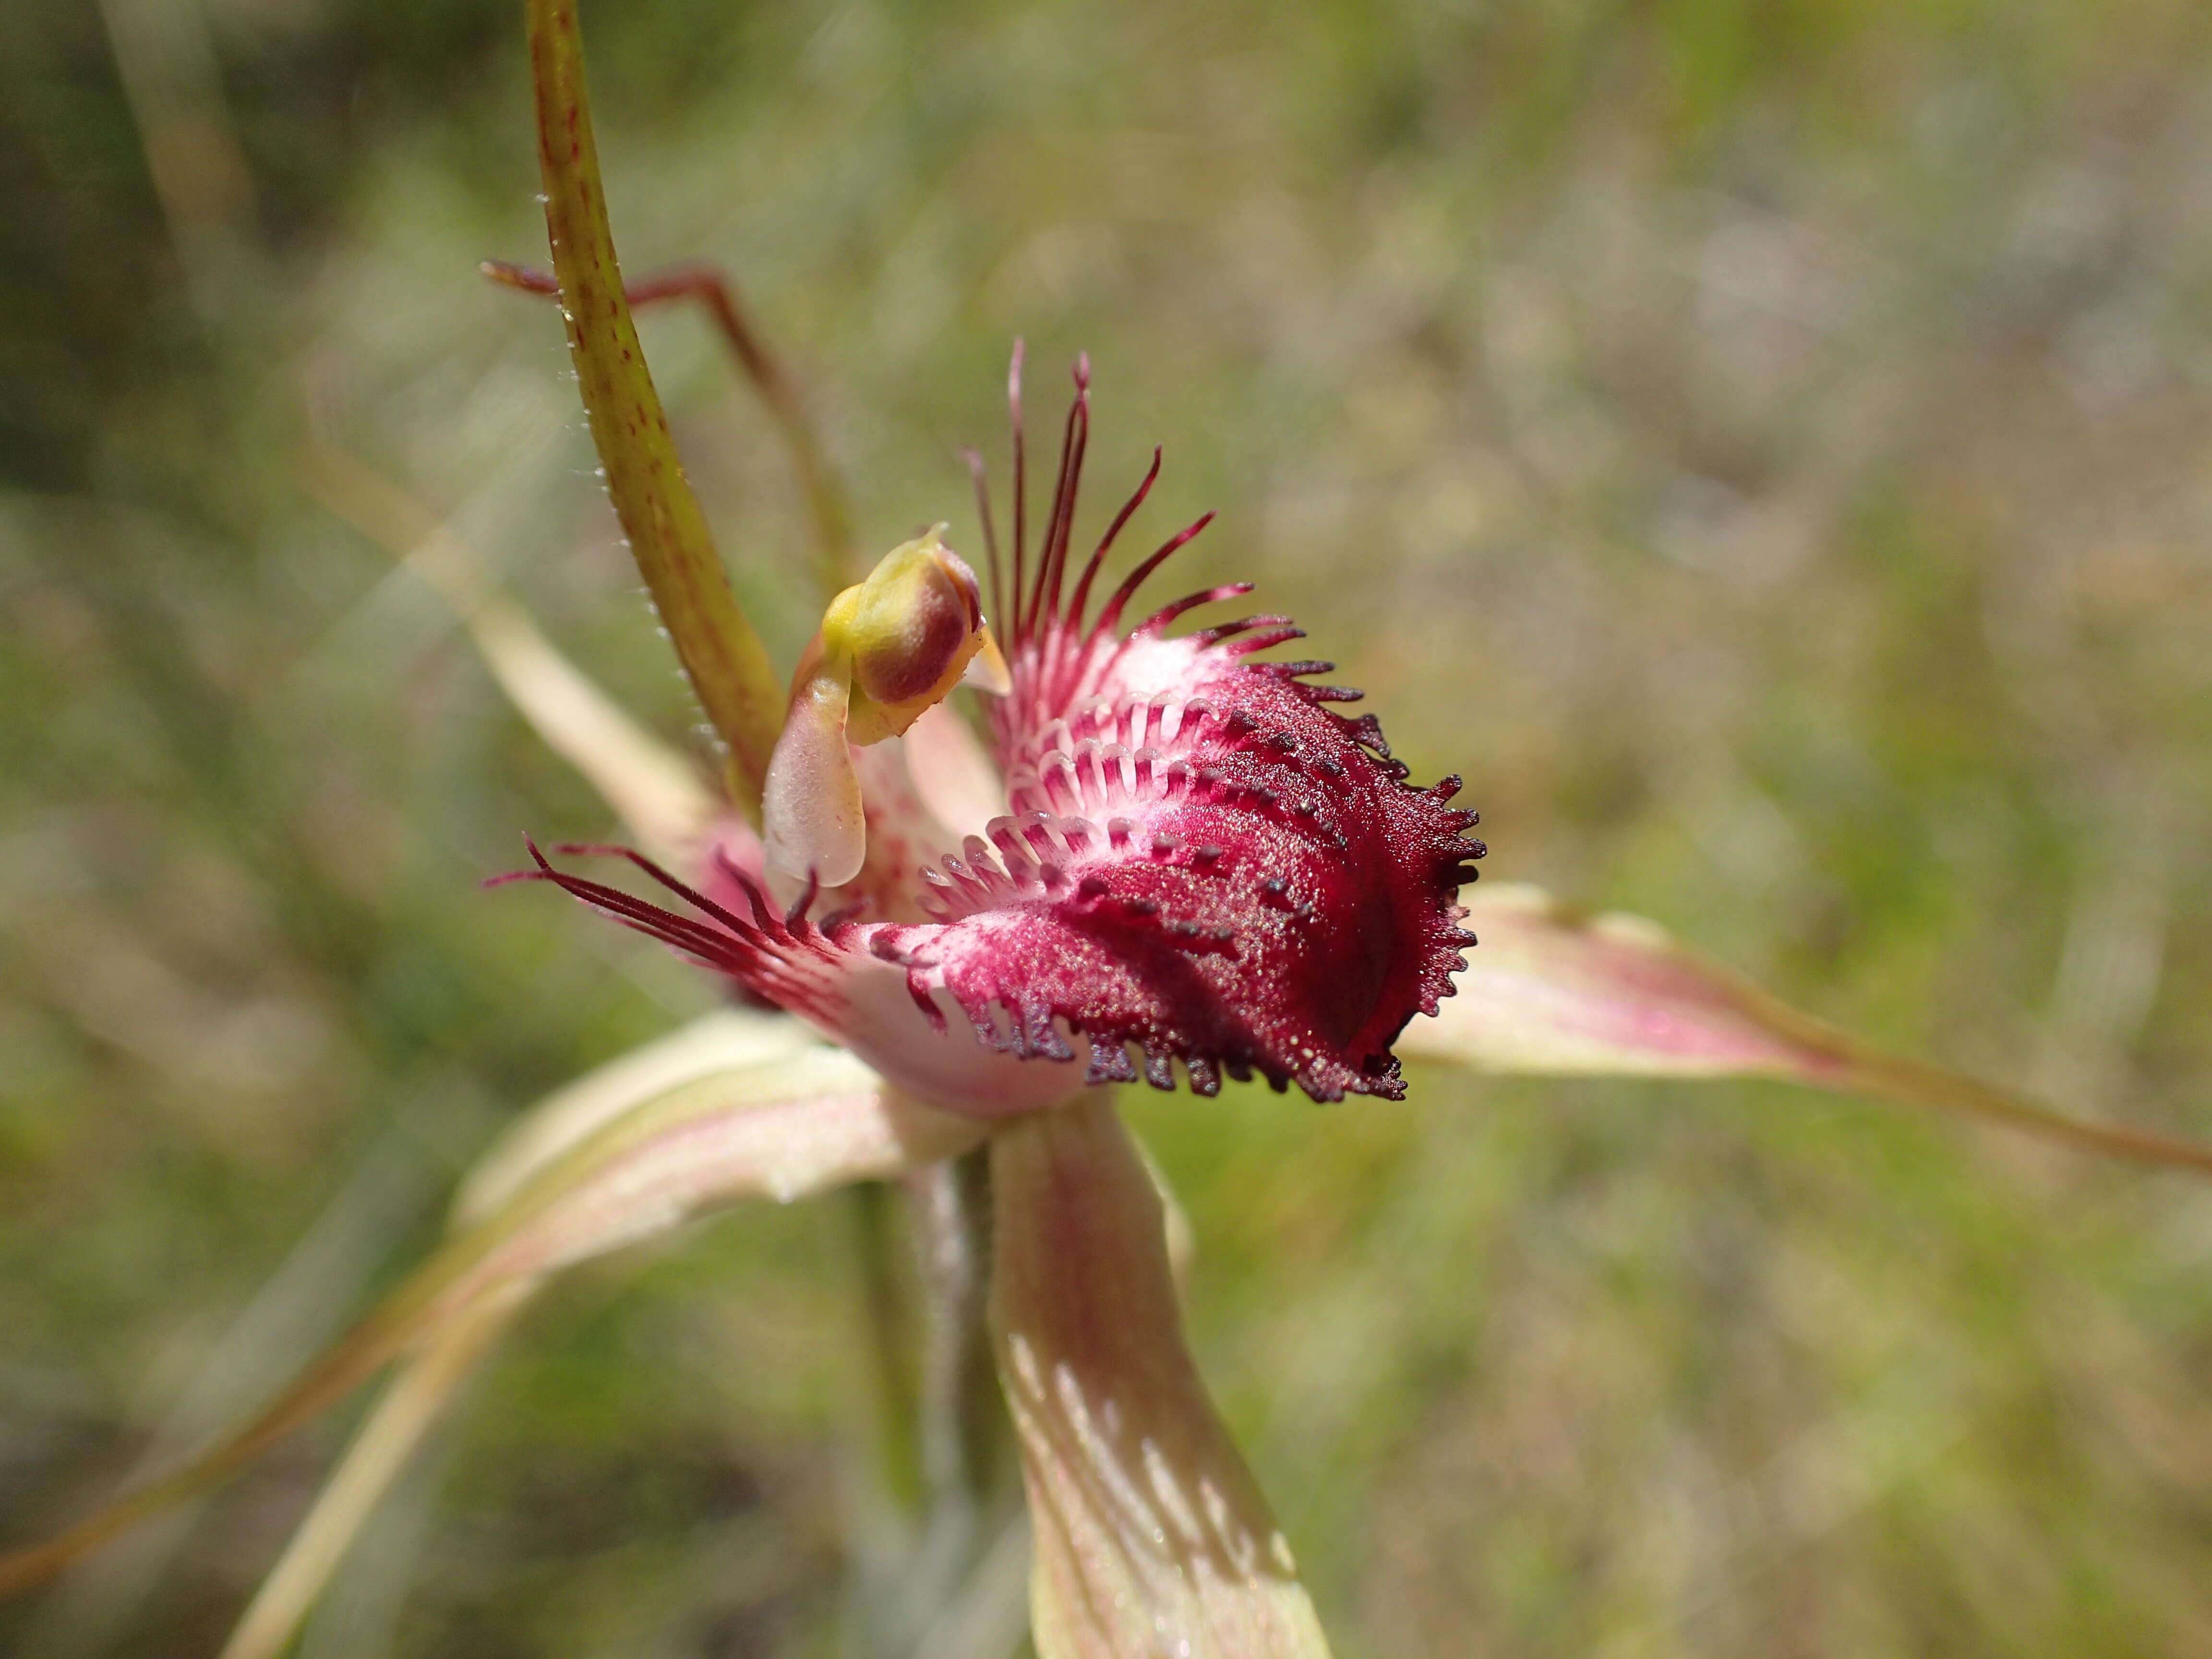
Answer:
[
  {"left": 527, "top": 0, "right": 782, "bottom": 816},
  {"left": 912, "top": 1147, "right": 1004, "bottom": 1517}
]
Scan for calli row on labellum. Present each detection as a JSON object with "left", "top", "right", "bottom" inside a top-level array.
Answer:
[{"left": 510, "top": 349, "right": 1486, "bottom": 1114}]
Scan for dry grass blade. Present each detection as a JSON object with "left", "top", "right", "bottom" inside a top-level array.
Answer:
[
  {"left": 301, "top": 447, "right": 720, "bottom": 868},
  {"left": 215, "top": 1284, "right": 530, "bottom": 1659},
  {"left": 1402, "top": 883, "right": 2212, "bottom": 1177},
  {"left": 990, "top": 1097, "right": 1331, "bottom": 1659},
  {"left": 525, "top": 0, "right": 783, "bottom": 812}
]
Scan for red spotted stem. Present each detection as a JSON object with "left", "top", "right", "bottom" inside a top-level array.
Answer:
[{"left": 526, "top": 0, "right": 782, "bottom": 815}]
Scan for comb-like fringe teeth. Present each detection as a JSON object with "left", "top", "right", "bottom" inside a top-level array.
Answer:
[
  {"left": 1137, "top": 584, "right": 1256, "bottom": 638},
  {"left": 1220, "top": 626, "right": 1307, "bottom": 657},
  {"left": 1087, "top": 1041, "right": 1138, "bottom": 1086},
  {"left": 1043, "top": 464, "right": 1161, "bottom": 713},
  {"left": 1009, "top": 338, "right": 1027, "bottom": 629},
  {"left": 1192, "top": 613, "right": 1296, "bottom": 647},
  {"left": 534, "top": 873, "right": 741, "bottom": 962},
  {"left": 537, "top": 838, "right": 771, "bottom": 944},
  {"left": 782, "top": 872, "right": 821, "bottom": 930},
  {"left": 515, "top": 359, "right": 1489, "bottom": 1109},
  {"left": 1064, "top": 446, "right": 1160, "bottom": 643},
  {"left": 1028, "top": 355, "right": 1089, "bottom": 647},
  {"left": 1088, "top": 513, "right": 1219, "bottom": 643},
  {"left": 963, "top": 446, "right": 1002, "bottom": 621},
  {"left": 564, "top": 847, "right": 749, "bottom": 932},
  {"left": 511, "top": 859, "right": 755, "bottom": 970},
  {"left": 710, "top": 845, "right": 785, "bottom": 932}
]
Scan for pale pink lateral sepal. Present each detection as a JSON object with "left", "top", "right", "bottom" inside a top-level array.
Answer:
[
  {"left": 1402, "top": 883, "right": 2212, "bottom": 1177},
  {"left": 429, "top": 1038, "right": 982, "bottom": 1331},
  {"left": 451, "top": 1006, "right": 820, "bottom": 1219},
  {"left": 991, "top": 1097, "right": 1333, "bottom": 1659},
  {"left": 1405, "top": 883, "right": 1846, "bottom": 1079}
]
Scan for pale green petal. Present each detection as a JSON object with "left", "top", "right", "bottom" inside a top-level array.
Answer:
[
  {"left": 453, "top": 1006, "right": 812, "bottom": 1225},
  {"left": 0, "top": 1046, "right": 984, "bottom": 1600}
]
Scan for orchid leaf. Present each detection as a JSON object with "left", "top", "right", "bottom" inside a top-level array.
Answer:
[
  {"left": 0, "top": 1029, "right": 985, "bottom": 1600},
  {"left": 463, "top": 598, "right": 721, "bottom": 871},
  {"left": 990, "top": 1096, "right": 1332, "bottom": 1659},
  {"left": 527, "top": 0, "right": 782, "bottom": 811},
  {"left": 1403, "top": 882, "right": 2212, "bottom": 1178}
]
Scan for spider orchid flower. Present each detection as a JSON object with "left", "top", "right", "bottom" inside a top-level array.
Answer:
[
  {"left": 480, "top": 345, "right": 1481, "bottom": 1658},
  {"left": 10, "top": 8, "right": 2212, "bottom": 1658},
  {"left": 508, "top": 350, "right": 1487, "bottom": 1126}
]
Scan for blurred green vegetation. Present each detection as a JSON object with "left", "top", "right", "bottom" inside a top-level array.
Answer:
[{"left": 6, "top": 0, "right": 2212, "bottom": 1653}]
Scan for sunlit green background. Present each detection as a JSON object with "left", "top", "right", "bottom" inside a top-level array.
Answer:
[{"left": 7, "top": 0, "right": 2212, "bottom": 1653}]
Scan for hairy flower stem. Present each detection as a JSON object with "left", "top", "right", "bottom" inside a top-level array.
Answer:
[
  {"left": 526, "top": 0, "right": 783, "bottom": 814},
  {"left": 848, "top": 1148, "right": 1010, "bottom": 1655},
  {"left": 848, "top": 1181, "right": 924, "bottom": 1514},
  {"left": 911, "top": 1149, "right": 1005, "bottom": 1521}
]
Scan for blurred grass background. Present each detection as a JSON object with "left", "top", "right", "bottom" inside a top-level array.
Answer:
[{"left": 6, "top": 0, "right": 2212, "bottom": 1653}]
